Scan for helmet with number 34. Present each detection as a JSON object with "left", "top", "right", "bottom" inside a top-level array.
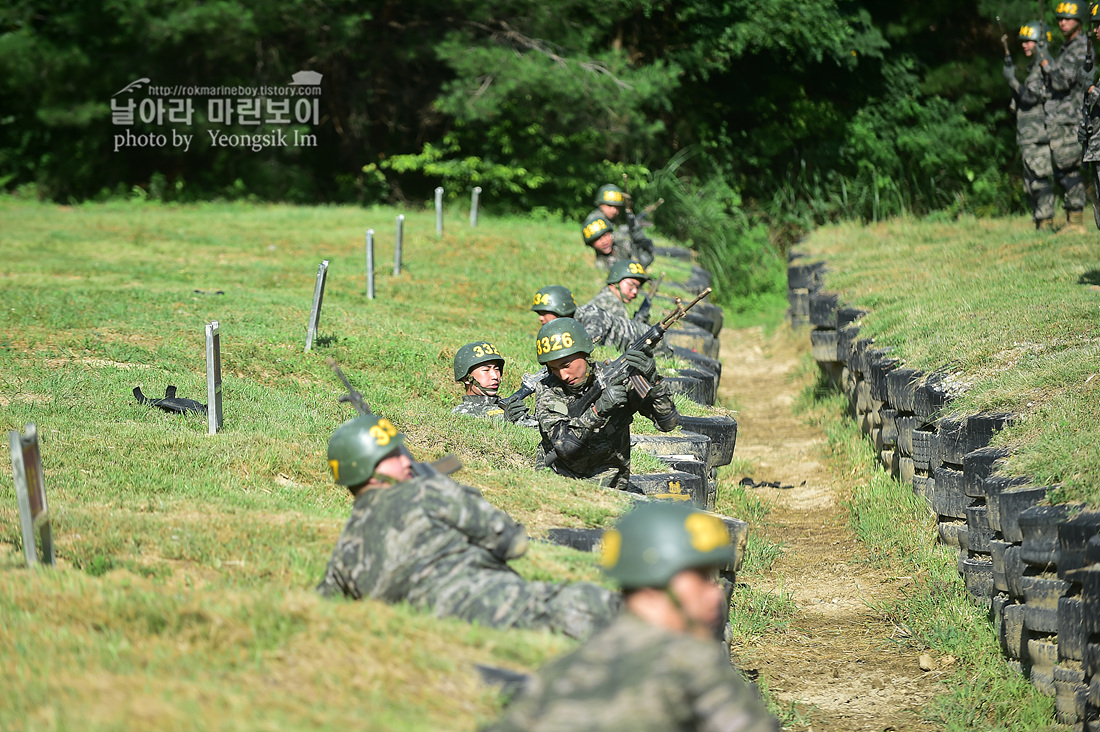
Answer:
[
  {"left": 535, "top": 317, "right": 594, "bottom": 365},
  {"left": 530, "top": 285, "right": 577, "bottom": 317},
  {"left": 327, "top": 414, "right": 404, "bottom": 488}
]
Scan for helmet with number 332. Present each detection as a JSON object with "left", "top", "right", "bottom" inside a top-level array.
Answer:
[
  {"left": 327, "top": 414, "right": 405, "bottom": 487},
  {"left": 535, "top": 317, "right": 594, "bottom": 365},
  {"left": 453, "top": 341, "right": 506, "bottom": 382}
]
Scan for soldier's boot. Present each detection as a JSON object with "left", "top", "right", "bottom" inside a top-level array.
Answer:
[
  {"left": 1058, "top": 209, "right": 1087, "bottom": 235},
  {"left": 1036, "top": 218, "right": 1055, "bottom": 232}
]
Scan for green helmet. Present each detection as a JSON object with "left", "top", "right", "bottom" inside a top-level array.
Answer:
[
  {"left": 582, "top": 212, "right": 613, "bottom": 246},
  {"left": 1054, "top": 1, "right": 1087, "bottom": 20},
  {"left": 535, "top": 317, "right": 593, "bottom": 364},
  {"left": 1091, "top": 4, "right": 1100, "bottom": 24},
  {"left": 1018, "top": 20, "right": 1050, "bottom": 40},
  {"left": 600, "top": 503, "right": 737, "bottom": 590},
  {"left": 453, "top": 341, "right": 505, "bottom": 381},
  {"left": 594, "top": 184, "right": 626, "bottom": 208},
  {"left": 606, "top": 259, "right": 651, "bottom": 285},
  {"left": 531, "top": 285, "right": 577, "bottom": 317},
  {"left": 327, "top": 414, "right": 405, "bottom": 487}
]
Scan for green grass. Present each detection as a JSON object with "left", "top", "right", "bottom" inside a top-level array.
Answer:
[
  {"left": 0, "top": 197, "right": 750, "bottom": 730},
  {"left": 797, "top": 366, "right": 1065, "bottom": 731},
  {"left": 804, "top": 216, "right": 1100, "bottom": 506}
]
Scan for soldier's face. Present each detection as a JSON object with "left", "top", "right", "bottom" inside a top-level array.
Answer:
[
  {"left": 593, "top": 232, "right": 614, "bottom": 254},
  {"left": 547, "top": 353, "right": 589, "bottom": 385},
  {"left": 467, "top": 363, "right": 503, "bottom": 394},
  {"left": 1022, "top": 40, "right": 1037, "bottom": 56},
  {"left": 536, "top": 311, "right": 558, "bottom": 326},
  {"left": 668, "top": 567, "right": 726, "bottom": 638},
  {"left": 1094, "top": 25, "right": 1100, "bottom": 39},
  {"left": 1060, "top": 18, "right": 1080, "bottom": 36},
  {"left": 599, "top": 203, "right": 620, "bottom": 220},
  {"left": 374, "top": 451, "right": 413, "bottom": 483},
  {"left": 617, "top": 278, "right": 642, "bottom": 303}
]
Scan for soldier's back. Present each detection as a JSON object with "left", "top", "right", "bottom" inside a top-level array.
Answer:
[{"left": 485, "top": 613, "right": 779, "bottom": 732}]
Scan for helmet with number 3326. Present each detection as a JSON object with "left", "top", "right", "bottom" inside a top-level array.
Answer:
[{"left": 535, "top": 317, "right": 594, "bottom": 365}]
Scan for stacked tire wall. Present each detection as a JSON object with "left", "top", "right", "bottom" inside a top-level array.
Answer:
[{"left": 789, "top": 254, "right": 1100, "bottom": 729}]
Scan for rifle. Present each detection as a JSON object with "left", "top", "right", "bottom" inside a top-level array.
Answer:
[
  {"left": 326, "top": 357, "right": 462, "bottom": 476},
  {"left": 633, "top": 272, "right": 665, "bottom": 324},
  {"left": 500, "top": 367, "right": 547, "bottom": 408},
  {"left": 997, "top": 16, "right": 1011, "bottom": 58},
  {"left": 565, "top": 288, "right": 711, "bottom": 419}
]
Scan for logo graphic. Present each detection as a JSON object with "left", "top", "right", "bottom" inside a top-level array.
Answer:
[
  {"left": 290, "top": 70, "right": 323, "bottom": 86},
  {"left": 113, "top": 78, "right": 150, "bottom": 96}
]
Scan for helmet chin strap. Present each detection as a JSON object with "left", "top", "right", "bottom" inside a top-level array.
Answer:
[{"left": 464, "top": 378, "right": 499, "bottom": 397}]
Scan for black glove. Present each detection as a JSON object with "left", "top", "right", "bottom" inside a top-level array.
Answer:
[
  {"left": 503, "top": 398, "right": 530, "bottom": 423},
  {"left": 1004, "top": 54, "right": 1013, "bottom": 68},
  {"left": 623, "top": 348, "right": 657, "bottom": 381},
  {"left": 1079, "top": 122, "right": 1090, "bottom": 147},
  {"left": 593, "top": 381, "right": 628, "bottom": 416}
]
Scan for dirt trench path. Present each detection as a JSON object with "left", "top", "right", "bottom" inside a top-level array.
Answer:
[{"left": 721, "top": 325, "right": 940, "bottom": 732}]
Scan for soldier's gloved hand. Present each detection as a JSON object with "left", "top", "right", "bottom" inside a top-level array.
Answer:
[
  {"left": 501, "top": 525, "right": 529, "bottom": 560},
  {"left": 503, "top": 398, "right": 530, "bottom": 423},
  {"left": 623, "top": 348, "right": 657, "bottom": 381},
  {"left": 593, "top": 381, "right": 628, "bottom": 416},
  {"left": 1038, "top": 45, "right": 1054, "bottom": 68}
]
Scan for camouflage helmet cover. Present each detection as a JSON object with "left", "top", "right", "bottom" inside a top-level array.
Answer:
[
  {"left": 327, "top": 414, "right": 405, "bottom": 487},
  {"left": 1054, "top": 1, "right": 1087, "bottom": 20},
  {"left": 453, "top": 341, "right": 505, "bottom": 381},
  {"left": 531, "top": 285, "right": 577, "bottom": 317},
  {"left": 582, "top": 212, "right": 614, "bottom": 246},
  {"left": 594, "top": 184, "right": 626, "bottom": 208},
  {"left": 1018, "top": 20, "right": 1052, "bottom": 39},
  {"left": 606, "top": 259, "right": 651, "bottom": 285},
  {"left": 535, "top": 317, "right": 594, "bottom": 364},
  {"left": 600, "top": 502, "right": 737, "bottom": 590}
]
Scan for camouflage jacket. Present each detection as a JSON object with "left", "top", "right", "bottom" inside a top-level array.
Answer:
[
  {"left": 482, "top": 612, "right": 781, "bottom": 732},
  {"left": 533, "top": 362, "right": 678, "bottom": 489},
  {"left": 1006, "top": 59, "right": 1049, "bottom": 144},
  {"left": 1044, "top": 33, "right": 1090, "bottom": 131},
  {"left": 575, "top": 288, "right": 646, "bottom": 353},
  {"left": 1083, "top": 83, "right": 1100, "bottom": 162},
  {"left": 453, "top": 394, "right": 538, "bottom": 428},
  {"left": 317, "top": 473, "right": 526, "bottom": 604}
]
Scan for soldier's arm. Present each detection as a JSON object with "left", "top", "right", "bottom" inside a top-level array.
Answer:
[
  {"left": 638, "top": 379, "right": 680, "bottom": 433},
  {"left": 1018, "top": 72, "right": 1046, "bottom": 105},
  {"left": 426, "top": 476, "right": 528, "bottom": 561},
  {"left": 684, "top": 645, "right": 781, "bottom": 732},
  {"left": 1002, "top": 59, "right": 1021, "bottom": 92},
  {"left": 1046, "top": 45, "right": 1087, "bottom": 91},
  {"left": 535, "top": 387, "right": 610, "bottom": 461}
]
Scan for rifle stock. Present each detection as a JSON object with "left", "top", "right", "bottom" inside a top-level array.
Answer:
[{"left": 326, "top": 357, "right": 462, "bottom": 477}]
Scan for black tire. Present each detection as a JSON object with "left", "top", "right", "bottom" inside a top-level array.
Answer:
[
  {"left": 628, "top": 470, "right": 707, "bottom": 507},
  {"left": 669, "top": 346, "right": 722, "bottom": 381},
  {"left": 808, "top": 291, "right": 840, "bottom": 328},
  {"left": 810, "top": 328, "right": 840, "bottom": 363},
  {"left": 985, "top": 475, "right": 1034, "bottom": 535},
  {"left": 938, "top": 519, "right": 967, "bottom": 550},
  {"left": 677, "top": 415, "right": 738, "bottom": 468},
  {"left": 836, "top": 306, "right": 867, "bottom": 329},
  {"left": 655, "top": 456, "right": 708, "bottom": 482},
  {"left": 850, "top": 338, "right": 876, "bottom": 375},
  {"left": 544, "top": 528, "right": 604, "bottom": 553},
  {"left": 663, "top": 375, "right": 708, "bottom": 406},
  {"left": 1020, "top": 504, "right": 1077, "bottom": 568},
  {"left": 879, "top": 408, "right": 898, "bottom": 448},
  {"left": 1053, "top": 666, "right": 1087, "bottom": 725},
  {"left": 932, "top": 466, "right": 969, "bottom": 519},
  {"left": 868, "top": 355, "right": 900, "bottom": 402},
  {"left": 886, "top": 368, "right": 923, "bottom": 413},
  {"left": 896, "top": 415, "right": 919, "bottom": 456},
  {"left": 1021, "top": 570, "right": 1070, "bottom": 633},
  {"left": 912, "top": 473, "right": 934, "bottom": 507},
  {"left": 912, "top": 428, "right": 935, "bottom": 471},
  {"left": 476, "top": 664, "right": 532, "bottom": 699},
  {"left": 1057, "top": 596, "right": 1088, "bottom": 662},
  {"left": 1057, "top": 511, "right": 1100, "bottom": 578},
  {"left": 654, "top": 245, "right": 693, "bottom": 261},
  {"left": 1000, "top": 601, "right": 1029, "bottom": 659},
  {"left": 787, "top": 288, "right": 810, "bottom": 317},
  {"left": 963, "top": 446, "right": 1010, "bottom": 498},
  {"left": 935, "top": 416, "right": 969, "bottom": 467},
  {"left": 675, "top": 368, "right": 717, "bottom": 405},
  {"left": 632, "top": 432, "right": 712, "bottom": 468},
  {"left": 1028, "top": 639, "right": 1058, "bottom": 696},
  {"left": 991, "top": 539, "right": 1012, "bottom": 594},
  {"left": 665, "top": 323, "right": 719, "bottom": 359},
  {"left": 1004, "top": 543, "right": 1026, "bottom": 598},
  {"left": 787, "top": 261, "right": 825, "bottom": 291},
  {"left": 913, "top": 373, "right": 955, "bottom": 422},
  {"left": 966, "top": 412, "right": 1016, "bottom": 454},
  {"left": 966, "top": 503, "right": 994, "bottom": 554},
  {"left": 836, "top": 324, "right": 861, "bottom": 364},
  {"left": 962, "top": 556, "right": 994, "bottom": 609}
]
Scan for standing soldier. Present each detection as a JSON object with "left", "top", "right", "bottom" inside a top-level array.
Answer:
[
  {"left": 1079, "top": 4, "right": 1100, "bottom": 228},
  {"left": 318, "top": 414, "right": 620, "bottom": 638},
  {"left": 482, "top": 502, "right": 780, "bottom": 732},
  {"left": 452, "top": 341, "right": 536, "bottom": 427},
  {"left": 1005, "top": 20, "right": 1056, "bottom": 229},
  {"left": 1044, "top": 1, "right": 1091, "bottom": 232},
  {"left": 590, "top": 184, "right": 655, "bottom": 267},
  {"left": 532, "top": 317, "right": 679, "bottom": 491},
  {"left": 530, "top": 285, "right": 577, "bottom": 326}
]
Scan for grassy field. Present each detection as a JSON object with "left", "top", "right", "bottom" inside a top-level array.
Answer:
[
  {"left": 0, "top": 197, "right": 773, "bottom": 730},
  {"left": 803, "top": 216, "right": 1100, "bottom": 507}
]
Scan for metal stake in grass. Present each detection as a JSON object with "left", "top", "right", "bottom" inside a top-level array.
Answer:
[
  {"left": 304, "top": 259, "right": 329, "bottom": 352},
  {"left": 435, "top": 186, "right": 444, "bottom": 236},
  {"left": 394, "top": 215, "right": 404, "bottom": 276},
  {"left": 470, "top": 186, "right": 482, "bottom": 228},
  {"left": 9, "top": 423, "right": 54, "bottom": 567},
  {"left": 205, "top": 320, "right": 223, "bottom": 434},
  {"left": 365, "top": 228, "right": 375, "bottom": 300}
]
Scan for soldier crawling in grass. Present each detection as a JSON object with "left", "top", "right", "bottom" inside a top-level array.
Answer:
[
  {"left": 532, "top": 317, "right": 678, "bottom": 491},
  {"left": 483, "top": 502, "right": 780, "bottom": 732},
  {"left": 452, "top": 340, "right": 537, "bottom": 428},
  {"left": 317, "top": 414, "right": 620, "bottom": 639}
]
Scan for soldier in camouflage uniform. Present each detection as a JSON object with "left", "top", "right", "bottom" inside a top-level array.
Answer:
[
  {"left": 317, "top": 414, "right": 620, "bottom": 638},
  {"left": 452, "top": 341, "right": 537, "bottom": 427},
  {"left": 582, "top": 211, "right": 632, "bottom": 271},
  {"left": 1078, "top": 4, "right": 1100, "bottom": 228},
  {"left": 575, "top": 260, "right": 670, "bottom": 357},
  {"left": 483, "top": 502, "right": 779, "bottom": 732},
  {"left": 532, "top": 318, "right": 678, "bottom": 491},
  {"left": 1005, "top": 20, "right": 1056, "bottom": 228},
  {"left": 530, "top": 285, "right": 577, "bottom": 326},
  {"left": 589, "top": 184, "right": 655, "bottom": 268},
  {"left": 1043, "top": 1, "right": 1091, "bottom": 232}
]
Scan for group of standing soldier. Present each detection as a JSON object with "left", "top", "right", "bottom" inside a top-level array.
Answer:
[
  {"left": 317, "top": 184, "right": 779, "bottom": 730},
  {"left": 1004, "top": 2, "right": 1100, "bottom": 230}
]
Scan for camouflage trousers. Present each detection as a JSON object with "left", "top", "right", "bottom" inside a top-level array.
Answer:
[
  {"left": 1022, "top": 142, "right": 1055, "bottom": 222},
  {"left": 1050, "top": 131, "right": 1086, "bottom": 213},
  {"left": 429, "top": 571, "right": 621, "bottom": 640}
]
